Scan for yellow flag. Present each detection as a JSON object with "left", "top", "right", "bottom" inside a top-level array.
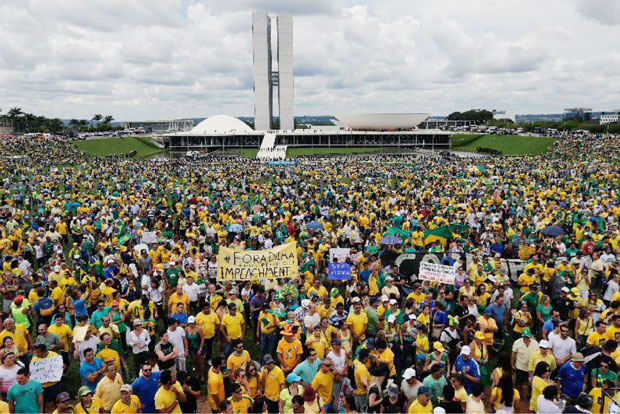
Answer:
[{"left": 217, "top": 242, "right": 298, "bottom": 281}]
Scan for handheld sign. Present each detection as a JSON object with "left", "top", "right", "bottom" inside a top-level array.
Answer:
[
  {"left": 328, "top": 263, "right": 352, "bottom": 280},
  {"left": 418, "top": 262, "right": 455, "bottom": 285},
  {"left": 217, "top": 242, "right": 298, "bottom": 281},
  {"left": 29, "top": 355, "right": 63, "bottom": 384}
]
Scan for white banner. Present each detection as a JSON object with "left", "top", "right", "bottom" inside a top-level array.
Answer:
[
  {"left": 29, "top": 355, "right": 63, "bottom": 383},
  {"left": 419, "top": 262, "right": 456, "bottom": 284},
  {"left": 141, "top": 231, "right": 158, "bottom": 244},
  {"left": 329, "top": 248, "right": 351, "bottom": 263}
]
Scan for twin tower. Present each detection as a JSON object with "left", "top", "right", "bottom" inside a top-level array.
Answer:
[{"left": 252, "top": 12, "right": 294, "bottom": 131}]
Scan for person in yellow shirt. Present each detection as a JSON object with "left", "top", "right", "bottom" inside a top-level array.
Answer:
[
  {"left": 220, "top": 303, "right": 245, "bottom": 354},
  {"left": 207, "top": 357, "right": 225, "bottom": 412},
  {"left": 228, "top": 383, "right": 254, "bottom": 414},
  {"left": 50, "top": 281, "right": 64, "bottom": 307},
  {"left": 260, "top": 355, "right": 285, "bottom": 413},
  {"left": 306, "top": 325, "right": 330, "bottom": 360},
  {"left": 74, "top": 386, "right": 104, "bottom": 414},
  {"left": 588, "top": 321, "right": 608, "bottom": 347},
  {"left": 408, "top": 387, "right": 433, "bottom": 413},
  {"left": 346, "top": 298, "right": 368, "bottom": 343},
  {"left": 195, "top": 302, "right": 219, "bottom": 365},
  {"left": 375, "top": 339, "right": 396, "bottom": 376},
  {"left": 590, "top": 380, "right": 617, "bottom": 414},
  {"left": 94, "top": 365, "right": 124, "bottom": 412},
  {"left": 227, "top": 340, "right": 252, "bottom": 382},
  {"left": 154, "top": 371, "right": 186, "bottom": 414},
  {"left": 48, "top": 315, "right": 72, "bottom": 353},
  {"left": 312, "top": 358, "right": 334, "bottom": 408},
  {"left": 277, "top": 327, "right": 303, "bottom": 373},
  {"left": 605, "top": 315, "right": 620, "bottom": 343},
  {"left": 111, "top": 385, "right": 141, "bottom": 414},
  {"left": 0, "top": 318, "right": 30, "bottom": 355}
]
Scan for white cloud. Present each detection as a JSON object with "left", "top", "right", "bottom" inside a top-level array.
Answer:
[{"left": 0, "top": 0, "right": 618, "bottom": 120}]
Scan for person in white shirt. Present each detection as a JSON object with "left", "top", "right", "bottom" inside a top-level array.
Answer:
[
  {"left": 549, "top": 324, "right": 576, "bottom": 366},
  {"left": 182, "top": 277, "right": 200, "bottom": 312},
  {"left": 537, "top": 384, "right": 561, "bottom": 414},
  {"left": 604, "top": 274, "right": 620, "bottom": 302},
  {"left": 126, "top": 319, "right": 151, "bottom": 375},
  {"left": 166, "top": 319, "right": 187, "bottom": 372}
]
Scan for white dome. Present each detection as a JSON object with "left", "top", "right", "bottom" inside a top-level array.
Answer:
[{"left": 191, "top": 115, "right": 253, "bottom": 134}]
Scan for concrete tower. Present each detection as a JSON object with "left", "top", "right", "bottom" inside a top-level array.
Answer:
[{"left": 252, "top": 12, "right": 294, "bottom": 131}]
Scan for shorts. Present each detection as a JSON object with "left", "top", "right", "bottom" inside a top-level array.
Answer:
[{"left": 515, "top": 368, "right": 529, "bottom": 385}]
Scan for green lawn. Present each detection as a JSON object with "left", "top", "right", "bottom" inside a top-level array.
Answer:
[
  {"left": 453, "top": 134, "right": 554, "bottom": 155},
  {"left": 75, "top": 137, "right": 166, "bottom": 158}
]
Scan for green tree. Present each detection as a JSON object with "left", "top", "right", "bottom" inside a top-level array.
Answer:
[{"left": 7, "top": 107, "right": 24, "bottom": 131}]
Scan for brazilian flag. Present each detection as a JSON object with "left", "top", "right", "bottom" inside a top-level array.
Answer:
[{"left": 117, "top": 233, "right": 131, "bottom": 247}]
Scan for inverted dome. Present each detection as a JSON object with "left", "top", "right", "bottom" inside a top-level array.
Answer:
[{"left": 191, "top": 115, "right": 253, "bottom": 134}]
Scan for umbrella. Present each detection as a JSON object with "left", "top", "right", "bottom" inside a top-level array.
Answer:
[
  {"left": 380, "top": 235, "right": 403, "bottom": 245},
  {"left": 306, "top": 221, "right": 323, "bottom": 231},
  {"left": 227, "top": 224, "right": 243, "bottom": 233},
  {"left": 134, "top": 243, "right": 148, "bottom": 253},
  {"left": 541, "top": 225, "right": 565, "bottom": 236}
]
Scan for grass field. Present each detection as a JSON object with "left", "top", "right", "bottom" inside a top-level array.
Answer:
[
  {"left": 452, "top": 134, "right": 554, "bottom": 155},
  {"left": 75, "top": 137, "right": 166, "bottom": 158}
]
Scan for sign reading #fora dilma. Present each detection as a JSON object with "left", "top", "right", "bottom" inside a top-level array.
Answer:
[{"left": 217, "top": 242, "right": 299, "bottom": 281}]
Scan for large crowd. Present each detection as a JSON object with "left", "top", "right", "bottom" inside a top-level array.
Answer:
[{"left": 0, "top": 133, "right": 618, "bottom": 414}]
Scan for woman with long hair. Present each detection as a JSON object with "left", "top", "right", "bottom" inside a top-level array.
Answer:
[
  {"left": 0, "top": 351, "right": 22, "bottom": 400},
  {"left": 491, "top": 354, "right": 513, "bottom": 388},
  {"left": 575, "top": 307, "right": 594, "bottom": 348},
  {"left": 490, "top": 374, "right": 520, "bottom": 413},
  {"left": 367, "top": 367, "right": 385, "bottom": 414},
  {"left": 530, "top": 361, "right": 553, "bottom": 412}
]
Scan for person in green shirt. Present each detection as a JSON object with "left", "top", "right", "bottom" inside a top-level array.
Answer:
[
  {"left": 90, "top": 301, "right": 111, "bottom": 329},
  {"left": 521, "top": 285, "right": 540, "bottom": 317},
  {"left": 165, "top": 263, "right": 180, "bottom": 288},
  {"left": 10, "top": 295, "right": 31, "bottom": 329},
  {"left": 592, "top": 359, "right": 618, "bottom": 388},
  {"left": 365, "top": 298, "right": 380, "bottom": 338}
]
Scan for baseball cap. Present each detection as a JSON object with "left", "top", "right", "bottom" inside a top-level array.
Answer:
[
  {"left": 133, "top": 319, "right": 142, "bottom": 326},
  {"left": 403, "top": 368, "right": 416, "bottom": 380},
  {"left": 331, "top": 338, "right": 342, "bottom": 346},
  {"left": 460, "top": 345, "right": 472, "bottom": 356},
  {"left": 434, "top": 408, "right": 447, "bottom": 414},
  {"left": 561, "top": 287, "right": 570, "bottom": 293},
  {"left": 381, "top": 295, "right": 389, "bottom": 302},
  {"left": 433, "top": 342, "right": 445, "bottom": 352},
  {"left": 13, "top": 295, "right": 23, "bottom": 305},
  {"left": 56, "top": 392, "right": 70, "bottom": 403},
  {"left": 539, "top": 340, "right": 551, "bottom": 348},
  {"left": 389, "top": 299, "right": 397, "bottom": 305},
  {"left": 263, "top": 355, "right": 275, "bottom": 365},
  {"left": 286, "top": 373, "right": 302, "bottom": 383},
  {"left": 120, "top": 384, "right": 132, "bottom": 393},
  {"left": 386, "top": 383, "right": 399, "bottom": 397},
  {"left": 188, "top": 316, "right": 196, "bottom": 324},
  {"left": 78, "top": 386, "right": 93, "bottom": 397},
  {"left": 387, "top": 315, "right": 396, "bottom": 323},
  {"left": 474, "top": 331, "right": 485, "bottom": 340},
  {"left": 352, "top": 297, "right": 361, "bottom": 304},
  {"left": 521, "top": 328, "right": 532, "bottom": 337}
]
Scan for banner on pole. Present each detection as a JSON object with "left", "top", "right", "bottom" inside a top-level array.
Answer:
[
  {"left": 418, "top": 262, "right": 456, "bottom": 284},
  {"left": 217, "top": 242, "right": 298, "bottom": 281},
  {"left": 328, "top": 263, "right": 352, "bottom": 280},
  {"left": 29, "top": 355, "right": 63, "bottom": 384}
]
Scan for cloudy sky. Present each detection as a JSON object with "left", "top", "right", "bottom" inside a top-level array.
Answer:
[{"left": 1, "top": 0, "right": 619, "bottom": 121}]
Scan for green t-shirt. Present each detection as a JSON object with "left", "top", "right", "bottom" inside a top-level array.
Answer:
[
  {"left": 365, "top": 307, "right": 379, "bottom": 336},
  {"left": 592, "top": 368, "right": 618, "bottom": 387},
  {"left": 8, "top": 379, "right": 43, "bottom": 414},
  {"left": 422, "top": 374, "right": 448, "bottom": 405},
  {"left": 536, "top": 303, "right": 552, "bottom": 321},
  {"left": 11, "top": 301, "right": 31, "bottom": 328}
]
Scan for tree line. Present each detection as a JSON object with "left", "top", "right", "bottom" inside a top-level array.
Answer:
[{"left": 0, "top": 107, "right": 120, "bottom": 134}]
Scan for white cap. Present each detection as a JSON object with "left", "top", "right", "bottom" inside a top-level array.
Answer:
[
  {"left": 389, "top": 299, "right": 397, "bottom": 305},
  {"left": 433, "top": 408, "right": 446, "bottom": 414},
  {"left": 301, "top": 299, "right": 311, "bottom": 309},
  {"left": 539, "top": 340, "right": 551, "bottom": 348},
  {"left": 54, "top": 266, "right": 61, "bottom": 272},
  {"left": 381, "top": 295, "right": 389, "bottom": 302},
  {"left": 460, "top": 345, "right": 471, "bottom": 356},
  {"left": 352, "top": 297, "right": 361, "bottom": 304},
  {"left": 385, "top": 276, "right": 394, "bottom": 282},
  {"left": 494, "top": 253, "right": 501, "bottom": 258},
  {"left": 403, "top": 368, "right": 416, "bottom": 380},
  {"left": 561, "top": 287, "right": 570, "bottom": 293},
  {"left": 170, "top": 261, "right": 176, "bottom": 265},
  {"left": 387, "top": 315, "right": 396, "bottom": 323},
  {"left": 188, "top": 316, "right": 196, "bottom": 324}
]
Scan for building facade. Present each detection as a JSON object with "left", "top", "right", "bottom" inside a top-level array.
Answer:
[
  {"left": 252, "top": 12, "right": 294, "bottom": 131},
  {"left": 600, "top": 111, "right": 620, "bottom": 125}
]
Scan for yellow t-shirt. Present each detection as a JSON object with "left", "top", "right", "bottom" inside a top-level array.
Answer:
[
  {"left": 207, "top": 367, "right": 225, "bottom": 410},
  {"left": 0, "top": 401, "right": 9, "bottom": 414},
  {"left": 605, "top": 326, "right": 620, "bottom": 342},
  {"left": 111, "top": 395, "right": 142, "bottom": 414},
  {"left": 587, "top": 331, "right": 606, "bottom": 347},
  {"left": 96, "top": 347, "right": 121, "bottom": 370},
  {"left": 94, "top": 374, "right": 124, "bottom": 411},
  {"left": 530, "top": 376, "right": 549, "bottom": 412},
  {"left": 154, "top": 382, "right": 183, "bottom": 414},
  {"left": 258, "top": 311, "right": 278, "bottom": 334},
  {"left": 590, "top": 387, "right": 618, "bottom": 414},
  {"left": 227, "top": 350, "right": 252, "bottom": 376},
  {"left": 454, "top": 387, "right": 468, "bottom": 403},
  {"left": 195, "top": 311, "right": 220, "bottom": 339},
  {"left": 528, "top": 350, "right": 556, "bottom": 373},
  {"left": 277, "top": 338, "right": 303, "bottom": 371},
  {"left": 261, "top": 366, "right": 285, "bottom": 402},
  {"left": 0, "top": 324, "right": 29, "bottom": 354},
  {"left": 311, "top": 370, "right": 334, "bottom": 404},
  {"left": 229, "top": 395, "right": 254, "bottom": 414},
  {"left": 408, "top": 399, "right": 433, "bottom": 414},
  {"left": 353, "top": 360, "right": 370, "bottom": 395},
  {"left": 74, "top": 397, "right": 104, "bottom": 414},
  {"left": 346, "top": 312, "right": 368, "bottom": 338},
  {"left": 221, "top": 313, "right": 245, "bottom": 340},
  {"left": 48, "top": 324, "right": 73, "bottom": 352},
  {"left": 490, "top": 387, "right": 520, "bottom": 411},
  {"left": 306, "top": 335, "right": 329, "bottom": 360}
]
